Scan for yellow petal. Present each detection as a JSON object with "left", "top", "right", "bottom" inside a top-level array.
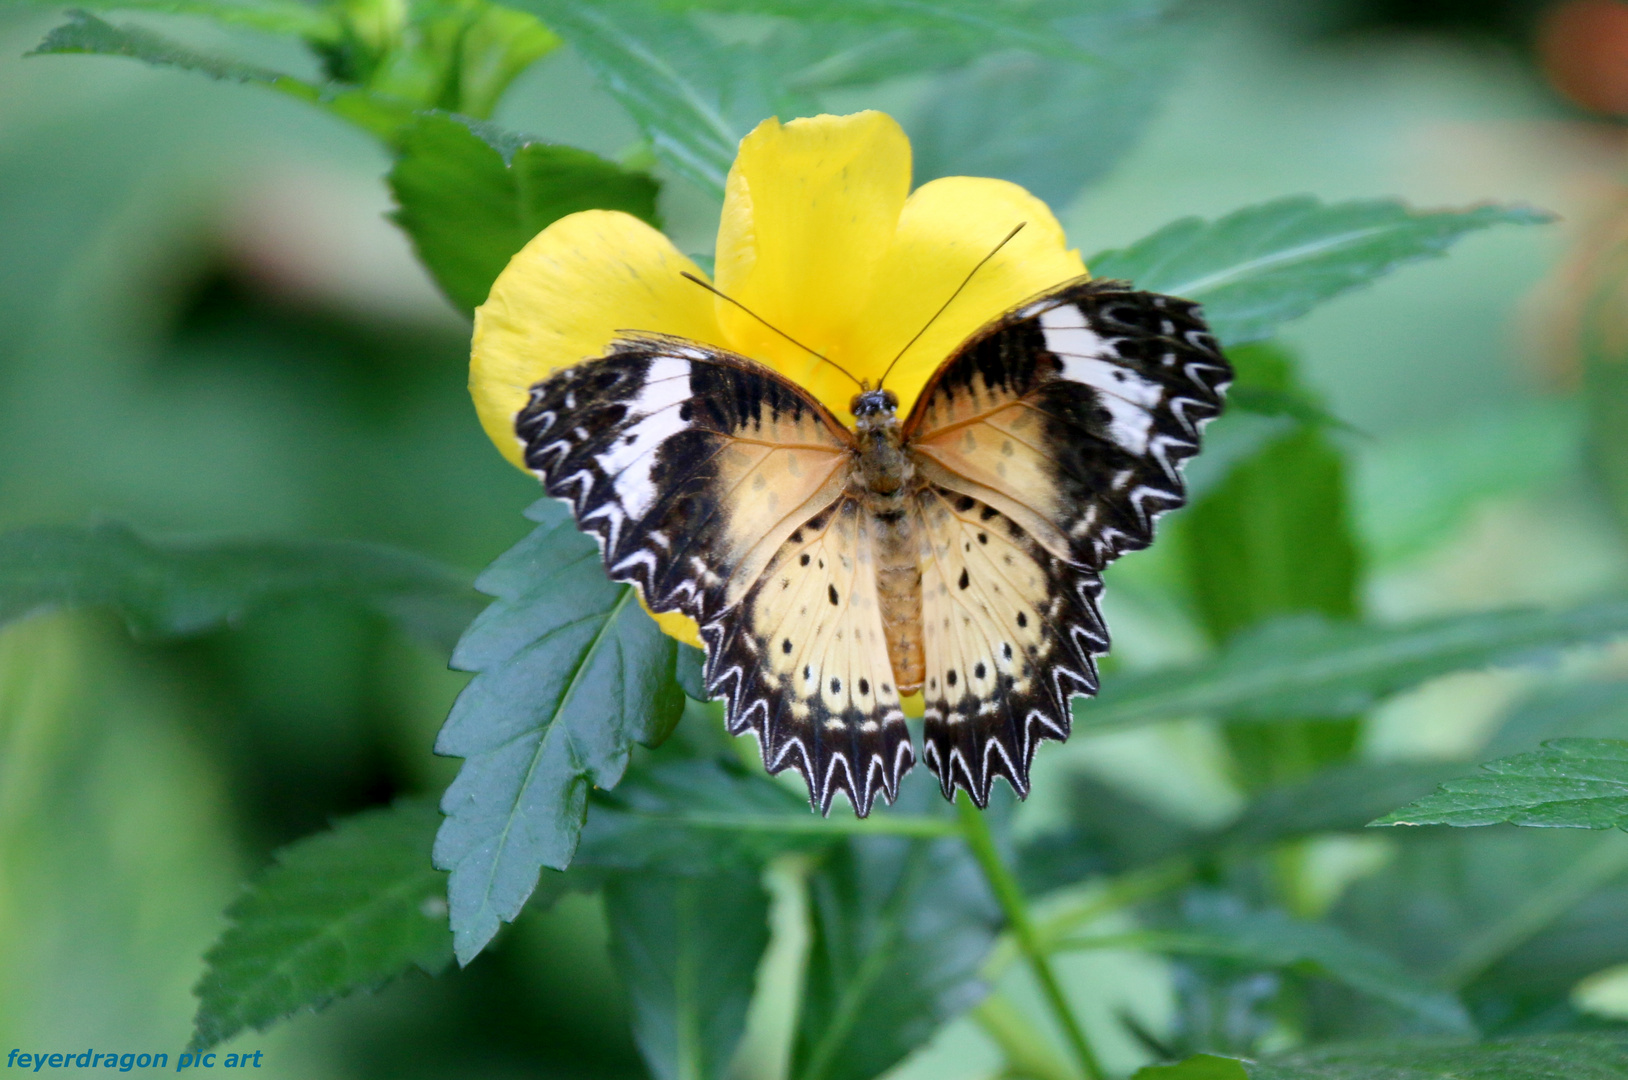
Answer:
[
  {"left": 649, "top": 606, "right": 704, "bottom": 650},
  {"left": 714, "top": 111, "right": 912, "bottom": 417},
  {"left": 854, "top": 176, "right": 1088, "bottom": 419},
  {"left": 471, "top": 209, "right": 724, "bottom": 469},
  {"left": 472, "top": 210, "right": 718, "bottom": 648}
]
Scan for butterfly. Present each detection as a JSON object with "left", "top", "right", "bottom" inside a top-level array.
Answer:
[{"left": 513, "top": 273, "right": 1229, "bottom": 815}]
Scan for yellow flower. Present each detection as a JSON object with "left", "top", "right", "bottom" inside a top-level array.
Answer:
[{"left": 470, "top": 110, "right": 1087, "bottom": 648}]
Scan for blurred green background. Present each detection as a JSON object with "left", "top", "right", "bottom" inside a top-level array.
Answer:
[{"left": 3, "top": 0, "right": 1626, "bottom": 1075}]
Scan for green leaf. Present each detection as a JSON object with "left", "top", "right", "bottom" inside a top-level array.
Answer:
[
  {"left": 1375, "top": 739, "right": 1628, "bottom": 830},
  {"left": 15, "top": 0, "right": 341, "bottom": 39},
  {"left": 793, "top": 820, "right": 999, "bottom": 1080},
  {"left": 29, "top": 11, "right": 415, "bottom": 142},
  {"left": 191, "top": 799, "right": 451, "bottom": 1051},
  {"left": 1133, "top": 1054, "right": 1250, "bottom": 1080},
  {"left": 0, "top": 522, "right": 481, "bottom": 655},
  {"left": 909, "top": 11, "right": 1187, "bottom": 207},
  {"left": 388, "top": 112, "right": 661, "bottom": 314},
  {"left": 675, "top": 644, "right": 708, "bottom": 700},
  {"left": 507, "top": 0, "right": 750, "bottom": 195},
  {"left": 1067, "top": 901, "right": 1473, "bottom": 1034},
  {"left": 578, "top": 755, "right": 831, "bottom": 874},
  {"left": 1245, "top": 1032, "right": 1628, "bottom": 1079},
  {"left": 1089, "top": 197, "right": 1551, "bottom": 346},
  {"left": 1078, "top": 600, "right": 1628, "bottom": 731},
  {"left": 433, "top": 500, "right": 684, "bottom": 965},
  {"left": 604, "top": 871, "right": 771, "bottom": 1080}
]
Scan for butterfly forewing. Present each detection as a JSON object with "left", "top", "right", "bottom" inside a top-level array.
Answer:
[
  {"left": 514, "top": 337, "right": 911, "bottom": 815},
  {"left": 904, "top": 278, "right": 1230, "bottom": 803}
]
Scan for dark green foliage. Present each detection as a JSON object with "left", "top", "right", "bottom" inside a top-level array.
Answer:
[
  {"left": 191, "top": 799, "right": 452, "bottom": 1050},
  {"left": 433, "top": 500, "right": 684, "bottom": 964},
  {"left": 1376, "top": 739, "right": 1628, "bottom": 830},
  {"left": 576, "top": 754, "right": 831, "bottom": 873},
  {"left": 389, "top": 114, "right": 661, "bottom": 315},
  {"left": 1090, "top": 198, "right": 1551, "bottom": 346},
  {"left": 1333, "top": 826, "right": 1628, "bottom": 1012},
  {"left": 605, "top": 871, "right": 771, "bottom": 1080},
  {"left": 1218, "top": 760, "right": 1477, "bottom": 848},
  {"left": 794, "top": 821, "right": 1000, "bottom": 1080},
  {"left": 0, "top": 521, "right": 481, "bottom": 654},
  {"left": 1141, "top": 1034, "right": 1628, "bottom": 1079},
  {"left": 1069, "top": 899, "right": 1472, "bottom": 1033},
  {"left": 1079, "top": 601, "right": 1628, "bottom": 730}
]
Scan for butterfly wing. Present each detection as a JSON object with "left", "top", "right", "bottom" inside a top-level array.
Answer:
[
  {"left": 515, "top": 336, "right": 910, "bottom": 815},
  {"left": 903, "top": 278, "right": 1231, "bottom": 804}
]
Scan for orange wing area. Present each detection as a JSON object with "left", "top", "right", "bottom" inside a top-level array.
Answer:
[
  {"left": 904, "top": 279, "right": 1230, "bottom": 804},
  {"left": 514, "top": 337, "right": 911, "bottom": 815}
]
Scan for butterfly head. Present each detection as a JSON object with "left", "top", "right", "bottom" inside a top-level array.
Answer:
[{"left": 850, "top": 388, "right": 899, "bottom": 424}]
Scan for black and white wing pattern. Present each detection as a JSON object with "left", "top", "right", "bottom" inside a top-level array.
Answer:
[
  {"left": 514, "top": 337, "right": 911, "bottom": 815},
  {"left": 903, "top": 278, "right": 1231, "bottom": 805}
]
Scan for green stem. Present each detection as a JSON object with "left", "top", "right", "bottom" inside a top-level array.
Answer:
[{"left": 957, "top": 801, "right": 1105, "bottom": 1080}]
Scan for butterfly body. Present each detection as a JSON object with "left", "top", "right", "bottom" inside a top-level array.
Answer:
[{"left": 514, "top": 278, "right": 1230, "bottom": 816}]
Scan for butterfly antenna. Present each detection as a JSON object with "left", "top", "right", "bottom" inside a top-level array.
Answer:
[
  {"left": 680, "top": 272, "right": 864, "bottom": 390},
  {"left": 877, "top": 222, "right": 1027, "bottom": 389}
]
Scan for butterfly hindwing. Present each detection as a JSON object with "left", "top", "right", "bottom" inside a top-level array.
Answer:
[
  {"left": 914, "top": 485, "right": 1107, "bottom": 806},
  {"left": 708, "top": 498, "right": 913, "bottom": 815},
  {"left": 905, "top": 278, "right": 1230, "bottom": 802},
  {"left": 515, "top": 337, "right": 912, "bottom": 815}
]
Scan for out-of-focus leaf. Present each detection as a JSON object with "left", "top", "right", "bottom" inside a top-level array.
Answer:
[
  {"left": 648, "top": 0, "right": 1097, "bottom": 61},
  {"left": 28, "top": 11, "right": 413, "bottom": 141},
  {"left": 388, "top": 113, "right": 660, "bottom": 314},
  {"left": 605, "top": 870, "right": 770, "bottom": 1080},
  {"left": 191, "top": 800, "right": 451, "bottom": 1051},
  {"left": 793, "top": 806, "right": 999, "bottom": 1080},
  {"left": 1078, "top": 601, "right": 1628, "bottom": 731},
  {"left": 1068, "top": 900, "right": 1473, "bottom": 1034},
  {"left": 1179, "top": 343, "right": 1361, "bottom": 788},
  {"left": 15, "top": 0, "right": 341, "bottom": 38},
  {"left": 577, "top": 755, "right": 831, "bottom": 873},
  {"left": 1136, "top": 1036, "right": 1628, "bottom": 1079},
  {"left": 1250, "top": 1033, "right": 1628, "bottom": 1079},
  {"left": 433, "top": 500, "right": 683, "bottom": 965},
  {"left": 1375, "top": 739, "right": 1628, "bottom": 830},
  {"left": 507, "top": 0, "right": 754, "bottom": 195},
  {"left": 1017, "top": 771, "right": 1202, "bottom": 892},
  {"left": 1089, "top": 198, "right": 1551, "bottom": 346},
  {"left": 1482, "top": 680, "right": 1628, "bottom": 757},
  {"left": 1576, "top": 211, "right": 1628, "bottom": 538},
  {"left": 910, "top": 10, "right": 1186, "bottom": 207},
  {"left": 1133, "top": 1056, "right": 1250, "bottom": 1080},
  {"left": 0, "top": 522, "right": 481, "bottom": 655},
  {"left": 1218, "top": 760, "right": 1475, "bottom": 849},
  {"left": 1334, "top": 826, "right": 1628, "bottom": 1019}
]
